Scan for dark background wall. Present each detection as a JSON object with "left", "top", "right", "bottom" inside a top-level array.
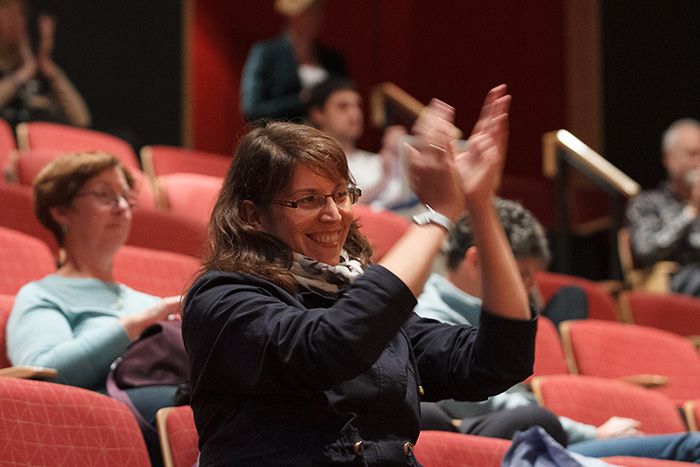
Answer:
[
  {"left": 602, "top": 1, "right": 700, "bottom": 190},
  {"left": 29, "top": 1, "right": 182, "bottom": 150}
]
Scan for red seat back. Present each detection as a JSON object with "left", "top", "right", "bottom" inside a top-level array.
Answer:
[
  {"left": 157, "top": 405, "right": 200, "bottom": 467},
  {"left": 535, "top": 271, "right": 619, "bottom": 321},
  {"left": 0, "top": 226, "right": 56, "bottom": 295},
  {"left": 114, "top": 245, "right": 200, "bottom": 297},
  {"left": 141, "top": 144, "right": 232, "bottom": 178},
  {"left": 0, "top": 294, "right": 15, "bottom": 368},
  {"left": 621, "top": 290, "right": 700, "bottom": 337},
  {"left": 414, "top": 430, "right": 510, "bottom": 467},
  {"left": 525, "top": 315, "right": 569, "bottom": 383},
  {"left": 353, "top": 204, "right": 411, "bottom": 261},
  {"left": 532, "top": 374, "right": 687, "bottom": 435},
  {"left": 0, "top": 377, "right": 151, "bottom": 466},
  {"left": 156, "top": 173, "right": 222, "bottom": 224},
  {"left": 560, "top": 319, "right": 700, "bottom": 405}
]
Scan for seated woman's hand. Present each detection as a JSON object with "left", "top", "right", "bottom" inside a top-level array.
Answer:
[{"left": 118, "top": 296, "right": 182, "bottom": 340}]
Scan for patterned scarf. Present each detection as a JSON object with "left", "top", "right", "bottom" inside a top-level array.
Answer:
[{"left": 291, "top": 250, "right": 364, "bottom": 296}]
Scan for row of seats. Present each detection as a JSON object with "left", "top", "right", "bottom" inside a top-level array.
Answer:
[
  {"left": 0, "top": 225, "right": 200, "bottom": 297},
  {"left": 1, "top": 376, "right": 694, "bottom": 467},
  {"left": 1, "top": 118, "right": 233, "bottom": 180},
  {"left": 537, "top": 268, "right": 700, "bottom": 338},
  {"left": 0, "top": 119, "right": 231, "bottom": 226},
  {"left": 3, "top": 225, "right": 700, "bottom": 464}
]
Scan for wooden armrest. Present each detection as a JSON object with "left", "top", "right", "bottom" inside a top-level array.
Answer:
[
  {"left": 616, "top": 374, "right": 668, "bottom": 388},
  {"left": 0, "top": 366, "right": 58, "bottom": 379}
]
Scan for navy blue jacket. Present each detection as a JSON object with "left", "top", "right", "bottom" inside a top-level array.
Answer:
[
  {"left": 240, "top": 33, "right": 347, "bottom": 122},
  {"left": 182, "top": 266, "right": 536, "bottom": 466}
]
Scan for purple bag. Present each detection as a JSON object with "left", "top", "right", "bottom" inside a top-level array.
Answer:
[
  {"left": 111, "top": 320, "right": 189, "bottom": 389},
  {"left": 106, "top": 320, "right": 189, "bottom": 446}
]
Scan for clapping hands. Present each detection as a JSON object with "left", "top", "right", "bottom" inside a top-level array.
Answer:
[{"left": 406, "top": 84, "right": 512, "bottom": 219}]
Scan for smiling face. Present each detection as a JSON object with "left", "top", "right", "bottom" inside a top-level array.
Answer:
[
  {"left": 52, "top": 167, "right": 133, "bottom": 254},
  {"left": 256, "top": 164, "right": 353, "bottom": 266}
]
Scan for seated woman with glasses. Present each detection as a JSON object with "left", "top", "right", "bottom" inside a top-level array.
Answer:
[
  {"left": 6, "top": 151, "right": 181, "bottom": 465},
  {"left": 182, "top": 85, "right": 537, "bottom": 466}
]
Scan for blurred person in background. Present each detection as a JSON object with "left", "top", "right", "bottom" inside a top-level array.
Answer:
[
  {"left": 240, "top": 0, "right": 347, "bottom": 122},
  {"left": 0, "top": 0, "right": 90, "bottom": 128},
  {"left": 627, "top": 119, "right": 700, "bottom": 297},
  {"left": 307, "top": 76, "right": 417, "bottom": 212}
]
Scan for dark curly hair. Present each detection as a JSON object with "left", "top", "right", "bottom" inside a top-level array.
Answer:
[{"left": 445, "top": 197, "right": 550, "bottom": 271}]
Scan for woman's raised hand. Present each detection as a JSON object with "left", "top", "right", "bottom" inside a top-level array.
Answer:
[
  {"left": 13, "top": 24, "right": 37, "bottom": 85},
  {"left": 37, "top": 15, "right": 59, "bottom": 80},
  {"left": 406, "top": 98, "right": 464, "bottom": 221},
  {"left": 453, "top": 84, "right": 511, "bottom": 207}
]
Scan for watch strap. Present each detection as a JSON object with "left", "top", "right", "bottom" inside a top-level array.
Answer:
[{"left": 412, "top": 205, "right": 455, "bottom": 232}]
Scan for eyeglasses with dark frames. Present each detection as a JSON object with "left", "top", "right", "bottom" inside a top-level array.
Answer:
[
  {"left": 270, "top": 186, "right": 361, "bottom": 211},
  {"left": 74, "top": 190, "right": 139, "bottom": 210}
]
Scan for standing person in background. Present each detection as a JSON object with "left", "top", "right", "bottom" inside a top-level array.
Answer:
[
  {"left": 307, "top": 77, "right": 417, "bottom": 212},
  {"left": 240, "top": 0, "right": 347, "bottom": 122},
  {"left": 0, "top": 0, "right": 90, "bottom": 128},
  {"left": 627, "top": 118, "right": 700, "bottom": 297}
]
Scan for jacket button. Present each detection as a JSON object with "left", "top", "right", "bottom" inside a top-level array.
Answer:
[
  {"left": 404, "top": 442, "right": 414, "bottom": 456},
  {"left": 354, "top": 441, "right": 364, "bottom": 456}
]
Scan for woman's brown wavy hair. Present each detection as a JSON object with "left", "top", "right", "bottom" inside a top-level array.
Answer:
[{"left": 197, "top": 121, "right": 373, "bottom": 294}]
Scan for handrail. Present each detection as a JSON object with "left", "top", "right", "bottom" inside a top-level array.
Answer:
[
  {"left": 543, "top": 130, "right": 640, "bottom": 198},
  {"left": 542, "top": 129, "right": 641, "bottom": 280},
  {"left": 370, "top": 82, "right": 425, "bottom": 129}
]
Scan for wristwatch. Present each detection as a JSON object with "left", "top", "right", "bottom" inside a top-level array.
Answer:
[{"left": 412, "top": 205, "right": 455, "bottom": 232}]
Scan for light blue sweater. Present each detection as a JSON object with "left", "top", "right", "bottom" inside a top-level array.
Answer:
[
  {"left": 7, "top": 275, "right": 160, "bottom": 391},
  {"left": 415, "top": 273, "right": 597, "bottom": 444}
]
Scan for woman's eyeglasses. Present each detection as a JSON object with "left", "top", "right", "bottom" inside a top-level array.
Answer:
[
  {"left": 75, "top": 190, "right": 138, "bottom": 209},
  {"left": 271, "top": 187, "right": 361, "bottom": 211}
]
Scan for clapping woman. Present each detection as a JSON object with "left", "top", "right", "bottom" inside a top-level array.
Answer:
[{"left": 183, "top": 85, "right": 535, "bottom": 466}]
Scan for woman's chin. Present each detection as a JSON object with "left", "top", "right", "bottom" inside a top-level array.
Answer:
[{"left": 304, "top": 247, "right": 342, "bottom": 266}]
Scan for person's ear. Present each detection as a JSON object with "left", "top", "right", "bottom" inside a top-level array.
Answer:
[
  {"left": 239, "top": 200, "right": 265, "bottom": 231},
  {"left": 662, "top": 150, "right": 671, "bottom": 170},
  {"left": 464, "top": 246, "right": 479, "bottom": 273},
  {"left": 49, "top": 205, "right": 71, "bottom": 230},
  {"left": 309, "top": 107, "right": 325, "bottom": 128}
]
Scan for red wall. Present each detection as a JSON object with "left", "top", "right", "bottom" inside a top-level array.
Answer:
[{"left": 191, "top": 0, "right": 567, "bottom": 182}]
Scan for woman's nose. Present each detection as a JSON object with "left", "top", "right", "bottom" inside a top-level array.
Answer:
[{"left": 318, "top": 196, "right": 342, "bottom": 220}]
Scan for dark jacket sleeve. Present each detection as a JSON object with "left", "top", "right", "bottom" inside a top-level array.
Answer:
[
  {"left": 183, "top": 266, "right": 416, "bottom": 395},
  {"left": 406, "top": 308, "right": 537, "bottom": 403}
]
